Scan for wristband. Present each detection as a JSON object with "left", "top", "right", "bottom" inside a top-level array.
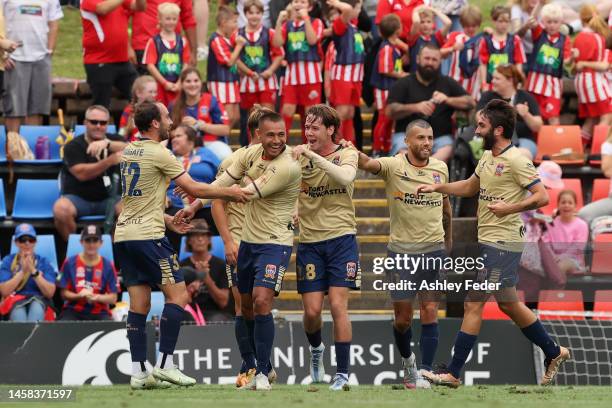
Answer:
[{"left": 31, "top": 270, "right": 40, "bottom": 278}]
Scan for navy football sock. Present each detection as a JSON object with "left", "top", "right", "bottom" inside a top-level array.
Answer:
[
  {"left": 393, "top": 325, "right": 412, "bottom": 358},
  {"left": 521, "top": 320, "right": 560, "bottom": 360},
  {"left": 159, "top": 303, "right": 185, "bottom": 360},
  {"left": 335, "top": 342, "right": 351, "bottom": 375},
  {"left": 419, "top": 323, "right": 439, "bottom": 371},
  {"left": 306, "top": 329, "right": 322, "bottom": 348},
  {"left": 447, "top": 331, "right": 477, "bottom": 379},
  {"left": 254, "top": 314, "right": 275, "bottom": 376},
  {"left": 127, "top": 311, "right": 147, "bottom": 365},
  {"left": 235, "top": 316, "right": 256, "bottom": 371},
  {"left": 245, "top": 319, "right": 256, "bottom": 353}
]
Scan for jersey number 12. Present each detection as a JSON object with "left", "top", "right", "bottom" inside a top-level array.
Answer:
[{"left": 120, "top": 162, "right": 142, "bottom": 197}]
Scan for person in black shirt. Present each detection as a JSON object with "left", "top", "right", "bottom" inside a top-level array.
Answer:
[
  {"left": 476, "top": 64, "right": 543, "bottom": 160},
  {"left": 179, "top": 219, "right": 232, "bottom": 322},
  {"left": 53, "top": 105, "right": 126, "bottom": 241},
  {"left": 386, "top": 43, "right": 475, "bottom": 161}
]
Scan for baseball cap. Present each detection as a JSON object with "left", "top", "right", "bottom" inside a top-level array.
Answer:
[
  {"left": 188, "top": 219, "right": 211, "bottom": 235},
  {"left": 81, "top": 224, "right": 102, "bottom": 240},
  {"left": 537, "top": 161, "right": 564, "bottom": 189},
  {"left": 14, "top": 223, "right": 37, "bottom": 240}
]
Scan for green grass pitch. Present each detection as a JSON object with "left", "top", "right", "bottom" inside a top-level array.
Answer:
[{"left": 3, "top": 385, "right": 612, "bottom": 408}]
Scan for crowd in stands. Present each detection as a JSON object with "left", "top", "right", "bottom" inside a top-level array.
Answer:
[{"left": 1, "top": 0, "right": 612, "bottom": 321}]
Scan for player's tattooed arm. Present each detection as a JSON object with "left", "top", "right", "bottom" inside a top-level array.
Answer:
[
  {"left": 165, "top": 213, "right": 194, "bottom": 233},
  {"left": 488, "top": 181, "right": 549, "bottom": 218},
  {"left": 293, "top": 145, "right": 357, "bottom": 185},
  {"left": 417, "top": 174, "right": 480, "bottom": 197},
  {"left": 442, "top": 196, "right": 453, "bottom": 253}
]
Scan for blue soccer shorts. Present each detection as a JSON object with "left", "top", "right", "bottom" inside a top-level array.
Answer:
[
  {"left": 236, "top": 242, "right": 292, "bottom": 295},
  {"left": 386, "top": 249, "right": 446, "bottom": 301},
  {"left": 114, "top": 237, "right": 183, "bottom": 287}
]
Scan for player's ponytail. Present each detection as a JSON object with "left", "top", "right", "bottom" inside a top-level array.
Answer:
[{"left": 579, "top": 5, "right": 611, "bottom": 38}]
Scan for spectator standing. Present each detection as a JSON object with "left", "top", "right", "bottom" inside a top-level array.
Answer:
[
  {"left": 143, "top": 2, "right": 191, "bottom": 107},
  {"left": 129, "top": 0, "right": 197, "bottom": 73},
  {"left": 511, "top": 0, "right": 543, "bottom": 59},
  {"left": 1, "top": 0, "right": 62, "bottom": 133},
  {"left": 0, "top": 5, "right": 19, "bottom": 95},
  {"left": 407, "top": 5, "right": 451, "bottom": 73},
  {"left": 53, "top": 105, "right": 127, "bottom": 241},
  {"left": 386, "top": 43, "right": 475, "bottom": 160},
  {"left": 119, "top": 75, "right": 158, "bottom": 142},
  {"left": 578, "top": 129, "right": 612, "bottom": 225},
  {"left": 179, "top": 220, "right": 232, "bottom": 322},
  {"left": 477, "top": 64, "right": 543, "bottom": 160},
  {"left": 81, "top": 0, "right": 144, "bottom": 108},
  {"left": 0, "top": 224, "right": 56, "bottom": 321},
  {"left": 375, "top": 0, "right": 424, "bottom": 41},
  {"left": 58, "top": 225, "right": 120, "bottom": 321}
]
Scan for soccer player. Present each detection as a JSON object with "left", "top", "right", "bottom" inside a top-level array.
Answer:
[
  {"left": 352, "top": 119, "right": 452, "bottom": 389},
  {"left": 291, "top": 104, "right": 359, "bottom": 391},
  {"left": 114, "top": 101, "right": 249, "bottom": 390},
  {"left": 176, "top": 110, "right": 302, "bottom": 391},
  {"left": 210, "top": 105, "right": 276, "bottom": 387},
  {"left": 416, "top": 99, "right": 570, "bottom": 388}
]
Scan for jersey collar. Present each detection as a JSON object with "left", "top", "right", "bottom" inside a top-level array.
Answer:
[{"left": 404, "top": 153, "right": 429, "bottom": 168}]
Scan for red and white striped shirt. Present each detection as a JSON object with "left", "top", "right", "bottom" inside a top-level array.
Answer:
[
  {"left": 239, "top": 26, "right": 283, "bottom": 93},
  {"left": 282, "top": 19, "right": 324, "bottom": 86},
  {"left": 329, "top": 18, "right": 364, "bottom": 83},
  {"left": 443, "top": 31, "right": 481, "bottom": 98},
  {"left": 573, "top": 28, "right": 612, "bottom": 104},
  {"left": 324, "top": 41, "right": 336, "bottom": 73},
  {"left": 525, "top": 26, "right": 571, "bottom": 98}
]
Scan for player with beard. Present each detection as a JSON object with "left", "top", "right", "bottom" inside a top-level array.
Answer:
[
  {"left": 386, "top": 43, "right": 475, "bottom": 159},
  {"left": 291, "top": 104, "right": 360, "bottom": 391},
  {"left": 350, "top": 119, "right": 452, "bottom": 389},
  {"left": 175, "top": 110, "right": 302, "bottom": 391},
  {"left": 114, "top": 102, "right": 249, "bottom": 390},
  {"left": 416, "top": 99, "right": 569, "bottom": 388}
]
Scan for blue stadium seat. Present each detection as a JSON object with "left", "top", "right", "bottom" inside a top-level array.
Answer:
[
  {"left": 0, "top": 180, "right": 6, "bottom": 219},
  {"left": 74, "top": 124, "right": 117, "bottom": 136},
  {"left": 0, "top": 125, "right": 6, "bottom": 163},
  {"left": 10, "top": 234, "right": 58, "bottom": 271},
  {"left": 66, "top": 233, "right": 114, "bottom": 262},
  {"left": 121, "top": 291, "right": 166, "bottom": 321},
  {"left": 79, "top": 215, "right": 106, "bottom": 221},
  {"left": 12, "top": 179, "right": 60, "bottom": 220},
  {"left": 179, "top": 235, "right": 225, "bottom": 261},
  {"left": 16, "top": 125, "right": 62, "bottom": 164}
]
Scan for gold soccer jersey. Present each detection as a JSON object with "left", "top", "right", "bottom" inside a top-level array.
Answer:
[
  {"left": 114, "top": 140, "right": 185, "bottom": 242},
  {"left": 217, "top": 144, "right": 302, "bottom": 246},
  {"left": 376, "top": 154, "right": 448, "bottom": 253},
  {"left": 298, "top": 146, "right": 358, "bottom": 243},
  {"left": 474, "top": 145, "right": 540, "bottom": 250},
  {"left": 216, "top": 146, "right": 250, "bottom": 245}
]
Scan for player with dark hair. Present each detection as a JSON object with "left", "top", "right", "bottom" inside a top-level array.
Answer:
[
  {"left": 114, "top": 101, "right": 249, "bottom": 390},
  {"left": 351, "top": 119, "right": 452, "bottom": 389},
  {"left": 292, "top": 104, "right": 359, "bottom": 390},
  {"left": 416, "top": 99, "right": 569, "bottom": 388}
]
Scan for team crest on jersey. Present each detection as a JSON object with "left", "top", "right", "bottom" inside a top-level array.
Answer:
[
  {"left": 495, "top": 163, "right": 505, "bottom": 176},
  {"left": 346, "top": 262, "right": 357, "bottom": 278},
  {"left": 264, "top": 264, "right": 277, "bottom": 279},
  {"left": 332, "top": 156, "right": 340, "bottom": 165},
  {"left": 199, "top": 106, "right": 209, "bottom": 116},
  {"left": 432, "top": 172, "right": 441, "bottom": 184},
  {"left": 300, "top": 181, "right": 310, "bottom": 194},
  {"left": 76, "top": 267, "right": 85, "bottom": 278}
]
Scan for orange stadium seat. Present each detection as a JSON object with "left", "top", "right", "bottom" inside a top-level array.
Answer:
[
  {"left": 590, "top": 233, "right": 612, "bottom": 275},
  {"left": 540, "top": 178, "right": 584, "bottom": 215},
  {"left": 538, "top": 290, "right": 584, "bottom": 320},
  {"left": 482, "top": 291, "right": 526, "bottom": 320},
  {"left": 591, "top": 179, "right": 611, "bottom": 203},
  {"left": 593, "top": 290, "right": 612, "bottom": 321},
  {"left": 590, "top": 125, "right": 610, "bottom": 166},
  {"left": 535, "top": 126, "right": 584, "bottom": 165}
]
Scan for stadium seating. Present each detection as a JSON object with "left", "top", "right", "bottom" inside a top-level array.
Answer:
[
  {"left": 15, "top": 126, "right": 62, "bottom": 164},
  {"left": 0, "top": 180, "right": 6, "bottom": 219},
  {"left": 66, "top": 233, "right": 114, "bottom": 262},
  {"left": 482, "top": 291, "right": 526, "bottom": 320},
  {"left": 78, "top": 215, "right": 106, "bottom": 222},
  {"left": 0, "top": 125, "right": 6, "bottom": 163},
  {"left": 590, "top": 233, "right": 612, "bottom": 275},
  {"left": 535, "top": 126, "right": 584, "bottom": 165},
  {"left": 73, "top": 124, "right": 117, "bottom": 136},
  {"left": 540, "top": 178, "right": 584, "bottom": 215},
  {"left": 12, "top": 179, "right": 60, "bottom": 220},
  {"left": 591, "top": 179, "right": 611, "bottom": 203},
  {"left": 537, "top": 290, "right": 585, "bottom": 320},
  {"left": 589, "top": 125, "right": 610, "bottom": 166},
  {"left": 121, "top": 291, "right": 165, "bottom": 321},
  {"left": 179, "top": 235, "right": 225, "bottom": 261},
  {"left": 593, "top": 290, "right": 612, "bottom": 321},
  {"left": 10, "top": 234, "right": 59, "bottom": 271}
]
